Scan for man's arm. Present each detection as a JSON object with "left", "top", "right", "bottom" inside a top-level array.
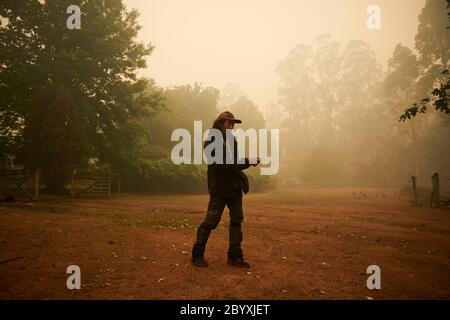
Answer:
[
  {"left": 204, "top": 137, "right": 251, "bottom": 172},
  {"left": 210, "top": 157, "right": 251, "bottom": 172}
]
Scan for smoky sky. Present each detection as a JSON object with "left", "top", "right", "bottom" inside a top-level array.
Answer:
[{"left": 124, "top": 0, "right": 425, "bottom": 111}]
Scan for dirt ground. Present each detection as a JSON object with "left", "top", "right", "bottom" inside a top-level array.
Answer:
[{"left": 0, "top": 186, "right": 449, "bottom": 300}]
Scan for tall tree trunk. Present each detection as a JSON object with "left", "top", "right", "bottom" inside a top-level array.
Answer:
[{"left": 410, "top": 119, "right": 420, "bottom": 179}]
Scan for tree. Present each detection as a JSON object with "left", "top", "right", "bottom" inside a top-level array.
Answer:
[
  {"left": 0, "top": 0, "right": 159, "bottom": 178},
  {"left": 143, "top": 83, "right": 220, "bottom": 151},
  {"left": 277, "top": 35, "right": 410, "bottom": 185},
  {"left": 392, "top": 0, "right": 450, "bottom": 185},
  {"left": 276, "top": 43, "right": 315, "bottom": 126},
  {"left": 400, "top": 0, "right": 450, "bottom": 120},
  {"left": 384, "top": 45, "right": 419, "bottom": 94},
  {"left": 415, "top": 0, "right": 449, "bottom": 72},
  {"left": 19, "top": 85, "right": 85, "bottom": 192},
  {"left": 228, "top": 96, "right": 266, "bottom": 130},
  {"left": 217, "top": 82, "right": 247, "bottom": 109},
  {"left": 384, "top": 44, "right": 422, "bottom": 178},
  {"left": 337, "top": 39, "right": 383, "bottom": 183},
  {"left": 400, "top": 69, "right": 450, "bottom": 120},
  {"left": 276, "top": 43, "right": 316, "bottom": 177}
]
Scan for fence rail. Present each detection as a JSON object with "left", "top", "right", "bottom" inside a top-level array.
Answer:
[
  {"left": 0, "top": 169, "right": 40, "bottom": 200},
  {"left": 70, "top": 169, "right": 120, "bottom": 199}
]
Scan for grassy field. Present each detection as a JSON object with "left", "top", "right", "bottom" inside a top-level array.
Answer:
[{"left": 0, "top": 186, "right": 449, "bottom": 299}]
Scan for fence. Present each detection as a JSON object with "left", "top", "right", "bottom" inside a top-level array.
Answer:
[
  {"left": 0, "top": 169, "right": 40, "bottom": 200},
  {"left": 70, "top": 169, "right": 120, "bottom": 198}
]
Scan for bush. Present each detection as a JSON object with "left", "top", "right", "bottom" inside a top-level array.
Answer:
[
  {"left": 129, "top": 158, "right": 207, "bottom": 193},
  {"left": 122, "top": 158, "right": 276, "bottom": 194},
  {"left": 246, "top": 167, "right": 277, "bottom": 192}
]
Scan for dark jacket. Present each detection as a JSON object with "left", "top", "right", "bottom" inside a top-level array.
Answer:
[{"left": 204, "top": 132, "right": 251, "bottom": 198}]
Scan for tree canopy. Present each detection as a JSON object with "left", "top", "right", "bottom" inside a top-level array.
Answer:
[
  {"left": 400, "top": 0, "right": 450, "bottom": 120},
  {"left": 0, "top": 0, "right": 161, "bottom": 189}
]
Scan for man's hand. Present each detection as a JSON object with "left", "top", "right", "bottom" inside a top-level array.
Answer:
[{"left": 249, "top": 157, "right": 261, "bottom": 166}]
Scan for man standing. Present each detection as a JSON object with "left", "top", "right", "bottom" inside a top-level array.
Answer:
[{"left": 191, "top": 111, "right": 260, "bottom": 268}]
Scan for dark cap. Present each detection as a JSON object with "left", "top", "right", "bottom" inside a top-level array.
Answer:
[{"left": 217, "top": 111, "right": 242, "bottom": 123}]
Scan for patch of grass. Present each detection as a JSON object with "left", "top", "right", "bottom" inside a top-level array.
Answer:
[{"left": 0, "top": 202, "right": 196, "bottom": 230}]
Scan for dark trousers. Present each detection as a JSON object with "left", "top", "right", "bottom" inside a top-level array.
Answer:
[{"left": 192, "top": 189, "right": 244, "bottom": 260}]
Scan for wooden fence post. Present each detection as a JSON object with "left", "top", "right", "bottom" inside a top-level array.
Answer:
[
  {"left": 71, "top": 169, "right": 76, "bottom": 198},
  {"left": 430, "top": 172, "right": 440, "bottom": 208},
  {"left": 34, "top": 169, "right": 40, "bottom": 201},
  {"left": 108, "top": 173, "right": 112, "bottom": 198},
  {"left": 411, "top": 176, "right": 418, "bottom": 206}
]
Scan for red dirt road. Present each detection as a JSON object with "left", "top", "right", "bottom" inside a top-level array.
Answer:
[{"left": 0, "top": 187, "right": 449, "bottom": 299}]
